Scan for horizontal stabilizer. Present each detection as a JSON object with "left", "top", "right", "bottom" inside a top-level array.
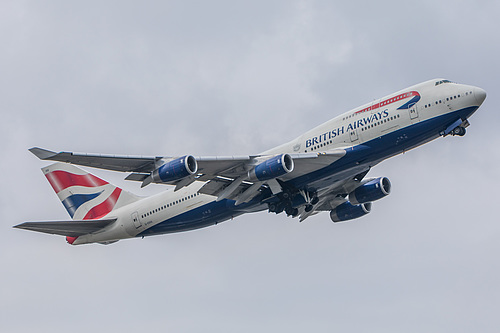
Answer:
[{"left": 13, "top": 219, "right": 116, "bottom": 237}]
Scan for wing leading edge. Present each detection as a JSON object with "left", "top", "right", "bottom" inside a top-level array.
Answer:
[{"left": 29, "top": 147, "right": 161, "bottom": 173}]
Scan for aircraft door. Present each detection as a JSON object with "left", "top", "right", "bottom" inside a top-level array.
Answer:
[
  {"left": 349, "top": 128, "right": 359, "bottom": 142},
  {"left": 408, "top": 103, "right": 419, "bottom": 120},
  {"left": 131, "top": 212, "right": 142, "bottom": 228},
  {"left": 370, "top": 99, "right": 380, "bottom": 114}
]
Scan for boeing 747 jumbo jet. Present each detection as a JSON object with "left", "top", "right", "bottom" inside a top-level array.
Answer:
[{"left": 15, "top": 79, "right": 486, "bottom": 245}]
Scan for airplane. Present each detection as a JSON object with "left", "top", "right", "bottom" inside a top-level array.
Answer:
[{"left": 14, "top": 78, "right": 487, "bottom": 245}]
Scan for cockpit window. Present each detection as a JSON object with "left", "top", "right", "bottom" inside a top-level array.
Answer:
[{"left": 435, "top": 79, "right": 453, "bottom": 86}]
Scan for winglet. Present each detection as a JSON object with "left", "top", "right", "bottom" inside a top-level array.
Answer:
[{"left": 29, "top": 147, "right": 58, "bottom": 160}]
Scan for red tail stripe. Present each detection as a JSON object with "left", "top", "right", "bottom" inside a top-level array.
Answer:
[
  {"left": 66, "top": 236, "right": 78, "bottom": 245},
  {"left": 45, "top": 170, "right": 108, "bottom": 193},
  {"left": 83, "top": 188, "right": 122, "bottom": 220}
]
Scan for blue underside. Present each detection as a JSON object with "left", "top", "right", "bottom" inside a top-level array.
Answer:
[
  {"left": 137, "top": 106, "right": 477, "bottom": 238},
  {"left": 137, "top": 198, "right": 256, "bottom": 236}
]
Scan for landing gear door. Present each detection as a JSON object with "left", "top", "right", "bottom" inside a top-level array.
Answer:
[{"left": 408, "top": 103, "right": 419, "bottom": 121}]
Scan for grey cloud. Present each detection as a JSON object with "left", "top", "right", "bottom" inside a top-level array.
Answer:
[{"left": 1, "top": 1, "right": 499, "bottom": 332}]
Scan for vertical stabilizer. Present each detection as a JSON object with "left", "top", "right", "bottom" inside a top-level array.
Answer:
[{"left": 43, "top": 163, "right": 141, "bottom": 220}]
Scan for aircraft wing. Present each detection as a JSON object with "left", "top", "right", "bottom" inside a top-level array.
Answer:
[
  {"left": 30, "top": 147, "right": 348, "bottom": 203},
  {"left": 195, "top": 151, "right": 346, "bottom": 180},
  {"left": 13, "top": 219, "right": 117, "bottom": 237},
  {"left": 29, "top": 147, "right": 257, "bottom": 177},
  {"left": 31, "top": 147, "right": 345, "bottom": 179},
  {"left": 30, "top": 147, "right": 345, "bottom": 178},
  {"left": 29, "top": 147, "right": 161, "bottom": 173}
]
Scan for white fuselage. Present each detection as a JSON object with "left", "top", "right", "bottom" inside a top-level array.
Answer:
[
  {"left": 74, "top": 79, "right": 485, "bottom": 245},
  {"left": 264, "top": 79, "right": 481, "bottom": 156}
]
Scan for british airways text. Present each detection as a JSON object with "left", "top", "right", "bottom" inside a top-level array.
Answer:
[{"left": 305, "top": 109, "right": 390, "bottom": 148}]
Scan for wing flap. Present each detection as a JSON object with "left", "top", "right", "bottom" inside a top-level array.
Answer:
[
  {"left": 13, "top": 219, "right": 117, "bottom": 237},
  {"left": 194, "top": 156, "right": 252, "bottom": 180},
  {"left": 199, "top": 177, "right": 254, "bottom": 199},
  {"left": 125, "top": 173, "right": 150, "bottom": 181}
]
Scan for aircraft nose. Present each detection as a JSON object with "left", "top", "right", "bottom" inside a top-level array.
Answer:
[{"left": 474, "top": 87, "right": 487, "bottom": 105}]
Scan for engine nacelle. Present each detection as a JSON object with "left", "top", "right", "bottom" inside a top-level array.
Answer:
[
  {"left": 248, "top": 154, "right": 294, "bottom": 181},
  {"left": 349, "top": 177, "right": 391, "bottom": 205},
  {"left": 152, "top": 155, "right": 198, "bottom": 183},
  {"left": 330, "top": 202, "right": 372, "bottom": 222}
]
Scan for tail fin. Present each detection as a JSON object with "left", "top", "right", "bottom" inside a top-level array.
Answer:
[{"left": 43, "top": 163, "right": 141, "bottom": 220}]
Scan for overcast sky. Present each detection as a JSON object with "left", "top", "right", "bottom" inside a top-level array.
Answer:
[{"left": 1, "top": 1, "right": 499, "bottom": 332}]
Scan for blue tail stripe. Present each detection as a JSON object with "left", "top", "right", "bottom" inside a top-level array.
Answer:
[{"left": 62, "top": 192, "right": 102, "bottom": 218}]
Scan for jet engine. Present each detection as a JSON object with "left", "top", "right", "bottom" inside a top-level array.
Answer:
[
  {"left": 330, "top": 202, "right": 372, "bottom": 222},
  {"left": 248, "top": 154, "right": 294, "bottom": 181},
  {"left": 349, "top": 177, "right": 391, "bottom": 205},
  {"left": 151, "top": 155, "right": 198, "bottom": 183}
]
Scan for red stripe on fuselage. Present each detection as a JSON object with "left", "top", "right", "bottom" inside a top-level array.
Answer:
[
  {"left": 355, "top": 91, "right": 420, "bottom": 115},
  {"left": 45, "top": 170, "right": 108, "bottom": 193},
  {"left": 83, "top": 188, "right": 122, "bottom": 220}
]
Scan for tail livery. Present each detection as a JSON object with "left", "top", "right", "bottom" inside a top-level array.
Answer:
[
  {"left": 43, "top": 163, "right": 137, "bottom": 220},
  {"left": 15, "top": 163, "right": 139, "bottom": 244}
]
